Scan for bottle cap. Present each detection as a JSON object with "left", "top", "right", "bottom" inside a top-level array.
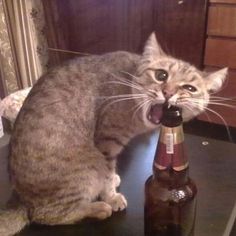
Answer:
[{"left": 161, "top": 105, "right": 182, "bottom": 127}]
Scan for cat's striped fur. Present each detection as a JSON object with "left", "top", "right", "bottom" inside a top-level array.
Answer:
[{"left": 0, "top": 33, "right": 227, "bottom": 235}]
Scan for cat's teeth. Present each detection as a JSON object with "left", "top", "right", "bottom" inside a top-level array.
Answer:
[{"left": 148, "top": 114, "right": 159, "bottom": 123}]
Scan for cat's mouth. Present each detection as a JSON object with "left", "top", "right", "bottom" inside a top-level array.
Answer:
[{"left": 147, "top": 104, "right": 164, "bottom": 125}]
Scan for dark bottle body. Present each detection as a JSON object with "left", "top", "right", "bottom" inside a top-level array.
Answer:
[
  {"left": 144, "top": 170, "right": 197, "bottom": 236},
  {"left": 144, "top": 106, "right": 197, "bottom": 236}
]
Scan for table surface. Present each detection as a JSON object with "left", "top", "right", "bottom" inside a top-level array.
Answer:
[{"left": 1, "top": 132, "right": 236, "bottom": 236}]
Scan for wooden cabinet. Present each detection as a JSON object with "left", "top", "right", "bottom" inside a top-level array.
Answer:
[
  {"left": 205, "top": 39, "right": 236, "bottom": 68},
  {"left": 198, "top": 0, "right": 236, "bottom": 127},
  {"left": 207, "top": 4, "right": 236, "bottom": 37}
]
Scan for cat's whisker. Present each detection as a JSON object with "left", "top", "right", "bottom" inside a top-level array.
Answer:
[
  {"left": 108, "top": 72, "right": 144, "bottom": 90},
  {"left": 119, "top": 71, "right": 140, "bottom": 83},
  {"left": 187, "top": 97, "right": 236, "bottom": 110},
  {"left": 183, "top": 101, "right": 212, "bottom": 122},
  {"left": 178, "top": 98, "right": 207, "bottom": 116},
  {"left": 119, "top": 71, "right": 153, "bottom": 92},
  {"left": 209, "top": 99, "right": 236, "bottom": 103},
  {"left": 204, "top": 106, "right": 233, "bottom": 142},
  {"left": 115, "top": 76, "right": 142, "bottom": 88},
  {"left": 131, "top": 98, "right": 148, "bottom": 112},
  {"left": 147, "top": 89, "right": 162, "bottom": 99},
  {"left": 180, "top": 101, "right": 214, "bottom": 126},
  {"left": 99, "top": 93, "right": 148, "bottom": 100},
  {"left": 210, "top": 95, "right": 236, "bottom": 101},
  {"left": 183, "top": 97, "right": 210, "bottom": 107},
  {"left": 200, "top": 110, "right": 213, "bottom": 123},
  {"left": 207, "top": 102, "right": 236, "bottom": 110},
  {"left": 184, "top": 96, "right": 236, "bottom": 102},
  {"left": 209, "top": 100, "right": 236, "bottom": 103},
  {"left": 182, "top": 97, "right": 205, "bottom": 102},
  {"left": 105, "top": 80, "right": 143, "bottom": 92},
  {"left": 181, "top": 103, "right": 194, "bottom": 112},
  {"left": 131, "top": 99, "right": 152, "bottom": 122},
  {"left": 177, "top": 98, "right": 204, "bottom": 108},
  {"left": 181, "top": 103, "right": 202, "bottom": 117},
  {"left": 132, "top": 98, "right": 152, "bottom": 112},
  {"left": 100, "top": 95, "right": 148, "bottom": 114}
]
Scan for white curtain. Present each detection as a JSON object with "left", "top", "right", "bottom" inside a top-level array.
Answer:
[
  {"left": 0, "top": 0, "right": 48, "bottom": 94},
  {"left": 0, "top": 0, "right": 18, "bottom": 94}
]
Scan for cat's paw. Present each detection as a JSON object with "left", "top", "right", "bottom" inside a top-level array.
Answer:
[
  {"left": 89, "top": 201, "right": 112, "bottom": 220},
  {"left": 106, "top": 193, "right": 127, "bottom": 212},
  {"left": 113, "top": 174, "right": 121, "bottom": 188}
]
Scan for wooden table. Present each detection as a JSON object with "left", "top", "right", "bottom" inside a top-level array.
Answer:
[{"left": 1, "top": 132, "right": 236, "bottom": 236}]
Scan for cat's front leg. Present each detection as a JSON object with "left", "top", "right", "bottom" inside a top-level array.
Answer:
[{"left": 100, "top": 172, "right": 127, "bottom": 212}]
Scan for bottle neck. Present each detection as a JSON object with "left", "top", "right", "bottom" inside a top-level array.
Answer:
[{"left": 153, "top": 124, "right": 189, "bottom": 186}]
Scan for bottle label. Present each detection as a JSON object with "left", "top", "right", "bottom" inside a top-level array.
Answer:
[
  {"left": 165, "top": 133, "right": 174, "bottom": 154},
  {"left": 154, "top": 125, "right": 188, "bottom": 171}
]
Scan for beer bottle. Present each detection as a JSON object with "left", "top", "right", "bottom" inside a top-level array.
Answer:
[{"left": 144, "top": 105, "right": 197, "bottom": 236}]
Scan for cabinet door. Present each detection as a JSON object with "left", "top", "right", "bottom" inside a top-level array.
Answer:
[
  {"left": 43, "top": 0, "right": 154, "bottom": 67},
  {"left": 153, "top": 0, "right": 207, "bottom": 68},
  {"left": 43, "top": 0, "right": 207, "bottom": 68}
]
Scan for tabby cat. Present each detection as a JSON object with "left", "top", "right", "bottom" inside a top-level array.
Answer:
[{"left": 0, "top": 33, "right": 227, "bottom": 235}]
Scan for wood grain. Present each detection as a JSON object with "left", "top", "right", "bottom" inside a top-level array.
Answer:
[
  {"left": 42, "top": 0, "right": 74, "bottom": 67},
  {"left": 152, "top": 0, "right": 207, "bottom": 68},
  {"left": 42, "top": 0, "right": 154, "bottom": 67},
  {"left": 204, "top": 38, "right": 236, "bottom": 69},
  {"left": 42, "top": 0, "right": 207, "bottom": 68},
  {"left": 208, "top": 5, "right": 236, "bottom": 37},
  {"left": 210, "top": 0, "right": 236, "bottom": 3}
]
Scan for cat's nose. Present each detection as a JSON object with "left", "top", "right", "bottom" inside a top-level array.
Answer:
[{"left": 163, "top": 89, "right": 175, "bottom": 99}]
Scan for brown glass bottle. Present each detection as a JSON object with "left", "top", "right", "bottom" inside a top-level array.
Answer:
[{"left": 144, "top": 106, "right": 197, "bottom": 236}]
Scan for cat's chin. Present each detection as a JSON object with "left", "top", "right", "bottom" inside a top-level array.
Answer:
[{"left": 147, "top": 104, "right": 164, "bottom": 125}]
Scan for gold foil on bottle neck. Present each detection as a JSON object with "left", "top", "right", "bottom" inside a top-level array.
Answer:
[
  {"left": 159, "top": 125, "right": 184, "bottom": 145},
  {"left": 155, "top": 124, "right": 188, "bottom": 171},
  {"left": 173, "top": 162, "right": 189, "bottom": 171},
  {"left": 154, "top": 162, "right": 189, "bottom": 171},
  {"left": 154, "top": 162, "right": 168, "bottom": 170}
]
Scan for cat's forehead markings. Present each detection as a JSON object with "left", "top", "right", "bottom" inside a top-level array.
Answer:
[
  {"left": 150, "top": 59, "right": 202, "bottom": 82},
  {"left": 157, "top": 60, "right": 170, "bottom": 68},
  {"left": 168, "top": 61, "right": 178, "bottom": 71},
  {"left": 188, "top": 76, "right": 198, "bottom": 83},
  {"left": 156, "top": 59, "right": 188, "bottom": 72},
  {"left": 149, "top": 59, "right": 177, "bottom": 71}
]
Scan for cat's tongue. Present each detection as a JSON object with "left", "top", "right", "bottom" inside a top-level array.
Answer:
[{"left": 148, "top": 104, "right": 163, "bottom": 125}]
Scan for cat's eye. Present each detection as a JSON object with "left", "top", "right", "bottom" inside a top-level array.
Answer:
[
  {"left": 155, "top": 69, "right": 168, "bottom": 82},
  {"left": 182, "top": 84, "right": 197, "bottom": 92}
]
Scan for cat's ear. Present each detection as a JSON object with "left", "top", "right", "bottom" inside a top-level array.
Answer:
[
  {"left": 143, "top": 32, "right": 166, "bottom": 59},
  {"left": 205, "top": 68, "right": 228, "bottom": 93}
]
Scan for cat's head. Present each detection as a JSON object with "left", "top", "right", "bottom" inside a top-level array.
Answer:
[{"left": 133, "top": 33, "right": 228, "bottom": 127}]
